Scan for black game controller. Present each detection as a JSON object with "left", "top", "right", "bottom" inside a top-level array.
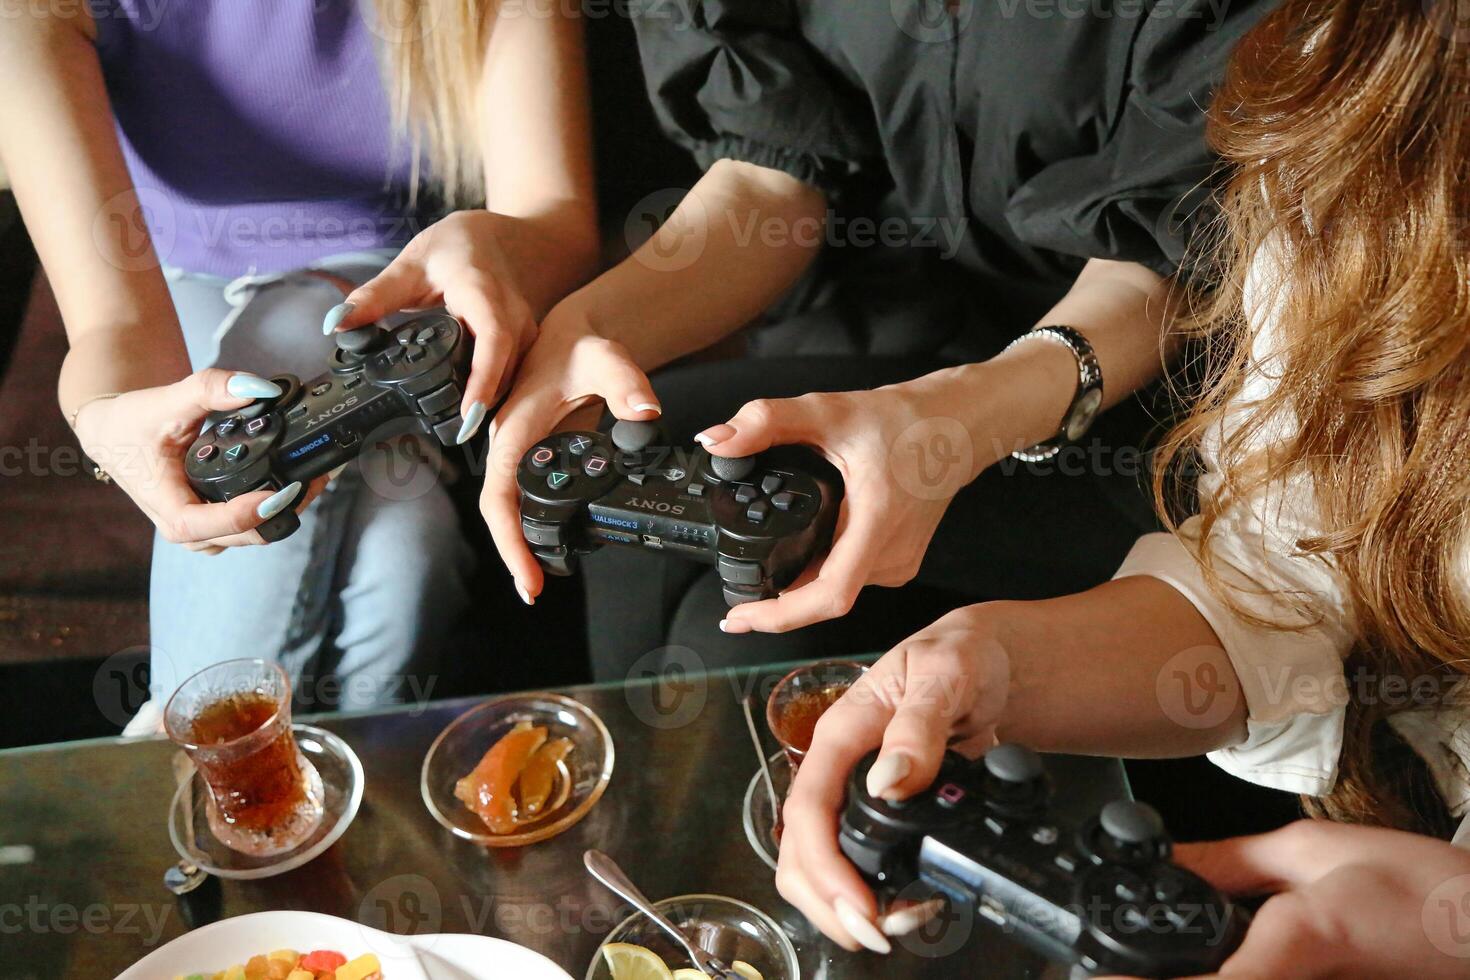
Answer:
[
  {"left": 185, "top": 312, "right": 468, "bottom": 541},
  {"left": 515, "top": 420, "right": 839, "bottom": 605},
  {"left": 839, "top": 745, "right": 1249, "bottom": 978}
]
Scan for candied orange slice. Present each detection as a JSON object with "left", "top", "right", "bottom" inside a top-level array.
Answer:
[
  {"left": 455, "top": 723, "right": 548, "bottom": 833},
  {"left": 517, "top": 737, "right": 574, "bottom": 818}
]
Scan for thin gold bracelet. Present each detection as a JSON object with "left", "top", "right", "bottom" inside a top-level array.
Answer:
[{"left": 66, "top": 391, "right": 126, "bottom": 431}]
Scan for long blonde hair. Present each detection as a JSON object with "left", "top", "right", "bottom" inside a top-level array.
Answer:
[
  {"left": 373, "top": 0, "right": 496, "bottom": 206},
  {"left": 1157, "top": 0, "right": 1470, "bottom": 836}
]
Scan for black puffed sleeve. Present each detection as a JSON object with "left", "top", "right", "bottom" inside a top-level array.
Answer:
[
  {"left": 1004, "top": 1, "right": 1265, "bottom": 280},
  {"left": 630, "top": 0, "right": 882, "bottom": 200}
]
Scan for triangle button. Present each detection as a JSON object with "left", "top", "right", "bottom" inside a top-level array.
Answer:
[{"left": 548, "top": 471, "right": 572, "bottom": 490}]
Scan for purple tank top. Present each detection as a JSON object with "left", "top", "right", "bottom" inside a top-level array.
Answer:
[{"left": 90, "top": 0, "right": 426, "bottom": 277}]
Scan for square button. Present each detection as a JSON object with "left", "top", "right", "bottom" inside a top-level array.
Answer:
[{"left": 583, "top": 456, "right": 609, "bottom": 477}]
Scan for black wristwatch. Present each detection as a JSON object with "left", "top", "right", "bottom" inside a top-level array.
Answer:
[{"left": 1002, "top": 325, "right": 1103, "bottom": 462}]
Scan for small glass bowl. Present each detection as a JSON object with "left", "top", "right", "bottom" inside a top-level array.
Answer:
[
  {"left": 587, "top": 895, "right": 800, "bottom": 980},
  {"left": 421, "top": 693, "right": 614, "bottom": 847}
]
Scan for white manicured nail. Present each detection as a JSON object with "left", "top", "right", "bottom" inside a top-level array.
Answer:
[
  {"left": 694, "top": 433, "right": 715, "bottom": 447},
  {"left": 327, "top": 464, "right": 348, "bottom": 481},
  {"left": 516, "top": 582, "right": 535, "bottom": 606},
  {"left": 629, "top": 399, "right": 662, "bottom": 415},
  {"left": 257, "top": 482, "right": 302, "bottom": 521},
  {"left": 879, "top": 898, "right": 946, "bottom": 937},
  {"left": 834, "top": 898, "right": 891, "bottom": 955},
  {"left": 866, "top": 753, "right": 912, "bottom": 800}
]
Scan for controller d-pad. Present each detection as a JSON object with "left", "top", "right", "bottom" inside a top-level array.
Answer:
[
  {"left": 746, "top": 499, "right": 771, "bottom": 524},
  {"left": 734, "top": 484, "right": 758, "bottom": 504},
  {"left": 547, "top": 471, "right": 573, "bottom": 490},
  {"left": 770, "top": 491, "right": 799, "bottom": 511},
  {"left": 761, "top": 474, "right": 783, "bottom": 495}
]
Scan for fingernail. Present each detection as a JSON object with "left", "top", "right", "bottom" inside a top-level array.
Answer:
[
  {"left": 327, "top": 464, "right": 348, "bottom": 481},
  {"left": 516, "top": 582, "right": 535, "bottom": 606},
  {"left": 257, "top": 481, "right": 302, "bottom": 521},
  {"left": 834, "top": 897, "right": 892, "bottom": 955},
  {"left": 456, "top": 401, "right": 487, "bottom": 445},
  {"left": 866, "top": 752, "right": 912, "bottom": 800},
  {"left": 629, "top": 399, "right": 662, "bottom": 416},
  {"left": 719, "top": 618, "right": 752, "bottom": 634},
  {"left": 695, "top": 424, "right": 736, "bottom": 447},
  {"left": 227, "top": 374, "right": 283, "bottom": 400},
  {"left": 322, "top": 301, "right": 355, "bottom": 335},
  {"left": 879, "top": 898, "right": 946, "bottom": 938}
]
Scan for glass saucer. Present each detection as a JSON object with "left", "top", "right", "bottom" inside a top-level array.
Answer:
[
  {"left": 742, "top": 751, "right": 792, "bottom": 872},
  {"left": 167, "top": 724, "right": 364, "bottom": 879},
  {"left": 587, "top": 894, "right": 800, "bottom": 980}
]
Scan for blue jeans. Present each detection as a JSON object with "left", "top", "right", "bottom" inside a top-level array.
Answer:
[{"left": 148, "top": 251, "right": 473, "bottom": 711}]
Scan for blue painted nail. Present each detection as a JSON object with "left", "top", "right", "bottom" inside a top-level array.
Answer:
[
  {"left": 455, "top": 401, "right": 487, "bottom": 445},
  {"left": 257, "top": 482, "right": 302, "bottom": 521},
  {"left": 322, "top": 301, "right": 355, "bottom": 335},
  {"left": 227, "top": 374, "right": 283, "bottom": 400}
]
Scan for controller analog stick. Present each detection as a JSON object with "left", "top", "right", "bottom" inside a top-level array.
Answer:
[
  {"left": 984, "top": 744, "right": 1044, "bottom": 785},
  {"left": 611, "top": 419, "right": 661, "bottom": 453},
  {"left": 708, "top": 453, "right": 756, "bottom": 483},
  {"left": 334, "top": 326, "right": 383, "bottom": 355},
  {"left": 1100, "top": 800, "right": 1167, "bottom": 846}
]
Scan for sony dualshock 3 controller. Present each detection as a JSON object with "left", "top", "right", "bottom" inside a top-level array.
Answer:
[
  {"left": 839, "top": 745, "right": 1248, "bottom": 978},
  {"left": 515, "top": 420, "right": 839, "bottom": 605},
  {"left": 185, "top": 312, "right": 469, "bottom": 541}
]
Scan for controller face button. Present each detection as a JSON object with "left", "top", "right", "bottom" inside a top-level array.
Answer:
[
  {"left": 1151, "top": 868, "right": 1190, "bottom": 905},
  {"left": 733, "top": 484, "right": 758, "bottom": 504},
  {"left": 530, "top": 447, "right": 556, "bottom": 470},
  {"left": 983, "top": 816, "right": 1006, "bottom": 836},
  {"left": 567, "top": 435, "right": 593, "bottom": 455},
  {"left": 936, "top": 783, "right": 967, "bottom": 808},
  {"left": 311, "top": 382, "right": 333, "bottom": 397},
  {"left": 760, "top": 474, "right": 784, "bottom": 495},
  {"left": 416, "top": 384, "right": 460, "bottom": 416},
  {"left": 583, "top": 456, "right": 609, "bottom": 477},
  {"left": 215, "top": 417, "right": 241, "bottom": 437},
  {"left": 746, "top": 499, "right": 771, "bottom": 524},
  {"left": 194, "top": 444, "right": 218, "bottom": 462},
  {"left": 224, "top": 444, "right": 248, "bottom": 462},
  {"left": 547, "top": 471, "right": 573, "bottom": 490},
  {"left": 718, "top": 556, "right": 763, "bottom": 587},
  {"left": 245, "top": 416, "right": 270, "bottom": 436}
]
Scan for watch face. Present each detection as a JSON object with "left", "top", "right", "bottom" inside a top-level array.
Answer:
[{"left": 1065, "top": 388, "right": 1103, "bottom": 442}]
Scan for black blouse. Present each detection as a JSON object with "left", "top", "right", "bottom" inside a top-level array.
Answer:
[{"left": 631, "top": 0, "right": 1274, "bottom": 302}]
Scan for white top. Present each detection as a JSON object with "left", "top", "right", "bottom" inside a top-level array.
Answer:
[{"left": 1113, "top": 236, "right": 1470, "bottom": 844}]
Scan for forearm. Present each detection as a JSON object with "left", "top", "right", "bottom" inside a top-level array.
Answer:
[
  {"left": 552, "top": 159, "right": 828, "bottom": 371},
  {"left": 0, "top": 8, "right": 188, "bottom": 416},
  {"left": 908, "top": 258, "right": 1179, "bottom": 472},
  {"left": 484, "top": 206, "right": 599, "bottom": 319},
  {"left": 985, "top": 576, "right": 1248, "bottom": 757}
]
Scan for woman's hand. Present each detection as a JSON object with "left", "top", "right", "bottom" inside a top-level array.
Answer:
[
  {"left": 324, "top": 210, "right": 542, "bottom": 444},
  {"left": 73, "top": 370, "right": 328, "bottom": 553},
  {"left": 701, "top": 371, "right": 992, "bottom": 634},
  {"left": 479, "top": 307, "right": 662, "bottom": 604},
  {"left": 1098, "top": 821, "right": 1470, "bottom": 979},
  {"left": 776, "top": 604, "right": 1010, "bottom": 952}
]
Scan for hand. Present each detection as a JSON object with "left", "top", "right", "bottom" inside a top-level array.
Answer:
[
  {"left": 480, "top": 308, "right": 661, "bottom": 604},
  {"left": 698, "top": 374, "right": 988, "bottom": 634},
  {"left": 324, "top": 210, "right": 540, "bottom": 444},
  {"left": 775, "top": 604, "right": 1010, "bottom": 953},
  {"left": 73, "top": 370, "right": 328, "bottom": 553},
  {"left": 1099, "top": 821, "right": 1470, "bottom": 979}
]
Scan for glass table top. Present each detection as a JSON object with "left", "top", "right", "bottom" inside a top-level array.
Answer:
[{"left": 0, "top": 663, "right": 1128, "bottom": 979}]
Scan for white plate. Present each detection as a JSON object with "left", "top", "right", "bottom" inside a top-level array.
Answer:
[{"left": 115, "top": 909, "right": 573, "bottom": 980}]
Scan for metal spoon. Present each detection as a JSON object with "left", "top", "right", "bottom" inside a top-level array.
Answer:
[
  {"left": 584, "top": 850, "right": 743, "bottom": 980},
  {"left": 164, "top": 751, "right": 209, "bottom": 896}
]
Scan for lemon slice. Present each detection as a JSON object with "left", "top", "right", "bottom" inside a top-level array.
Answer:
[
  {"left": 670, "top": 964, "right": 763, "bottom": 980},
  {"left": 602, "top": 943, "right": 674, "bottom": 980}
]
